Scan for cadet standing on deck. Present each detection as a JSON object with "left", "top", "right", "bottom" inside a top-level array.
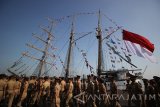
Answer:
[
  {"left": 35, "top": 77, "right": 43, "bottom": 105},
  {"left": 94, "top": 76, "right": 99, "bottom": 107},
  {"left": 6, "top": 75, "right": 17, "bottom": 107},
  {"left": 14, "top": 76, "right": 22, "bottom": 106},
  {"left": 17, "top": 77, "right": 29, "bottom": 107},
  {"left": 110, "top": 77, "right": 121, "bottom": 107},
  {"left": 60, "top": 77, "right": 66, "bottom": 107},
  {"left": 86, "top": 75, "right": 96, "bottom": 107},
  {"left": 54, "top": 77, "right": 61, "bottom": 107},
  {"left": 74, "top": 75, "right": 81, "bottom": 107},
  {"left": 81, "top": 77, "right": 87, "bottom": 107},
  {"left": 98, "top": 78, "right": 110, "bottom": 107},
  {"left": 0, "top": 74, "right": 7, "bottom": 105},
  {"left": 146, "top": 79, "right": 156, "bottom": 107},
  {"left": 126, "top": 78, "right": 132, "bottom": 107},
  {"left": 130, "top": 76, "right": 143, "bottom": 107},
  {"left": 65, "top": 77, "right": 74, "bottom": 107},
  {"left": 28, "top": 76, "right": 38, "bottom": 106},
  {"left": 41, "top": 76, "right": 50, "bottom": 106},
  {"left": 153, "top": 76, "right": 160, "bottom": 107}
]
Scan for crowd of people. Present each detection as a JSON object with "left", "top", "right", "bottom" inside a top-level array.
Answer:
[{"left": 0, "top": 73, "right": 160, "bottom": 107}]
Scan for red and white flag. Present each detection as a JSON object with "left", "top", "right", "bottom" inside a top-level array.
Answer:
[{"left": 123, "top": 30, "right": 157, "bottom": 63}]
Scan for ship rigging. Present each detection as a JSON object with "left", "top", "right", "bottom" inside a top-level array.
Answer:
[{"left": 7, "top": 10, "right": 142, "bottom": 79}]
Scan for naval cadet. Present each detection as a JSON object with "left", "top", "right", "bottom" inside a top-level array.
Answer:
[
  {"left": 98, "top": 78, "right": 110, "bottom": 107},
  {"left": 53, "top": 77, "right": 61, "bottom": 107},
  {"left": 0, "top": 74, "right": 7, "bottom": 106},
  {"left": 110, "top": 76, "right": 121, "bottom": 107},
  {"left": 74, "top": 75, "right": 81, "bottom": 107},
  {"left": 126, "top": 78, "right": 132, "bottom": 107},
  {"left": 65, "top": 77, "right": 74, "bottom": 107},
  {"left": 86, "top": 75, "right": 96, "bottom": 107},
  {"left": 130, "top": 76, "right": 143, "bottom": 107},
  {"left": 41, "top": 76, "right": 50, "bottom": 106},
  {"left": 17, "top": 77, "right": 29, "bottom": 107},
  {"left": 60, "top": 77, "right": 66, "bottom": 107},
  {"left": 6, "top": 75, "right": 17, "bottom": 107}
]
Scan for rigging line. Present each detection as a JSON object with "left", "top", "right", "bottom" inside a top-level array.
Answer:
[
  {"left": 45, "top": 39, "right": 69, "bottom": 72},
  {"left": 21, "top": 51, "right": 39, "bottom": 71},
  {"left": 9, "top": 57, "right": 23, "bottom": 69},
  {"left": 104, "top": 48, "right": 107, "bottom": 70},
  {"left": 118, "top": 37, "right": 126, "bottom": 68},
  {"left": 45, "top": 40, "right": 69, "bottom": 75},
  {"left": 10, "top": 18, "right": 57, "bottom": 71},
  {"left": 106, "top": 43, "right": 137, "bottom": 68},
  {"left": 66, "top": 32, "right": 96, "bottom": 72},
  {"left": 31, "top": 22, "right": 55, "bottom": 51},
  {"left": 52, "top": 22, "right": 71, "bottom": 46},
  {"left": 108, "top": 49, "right": 112, "bottom": 70},
  {"left": 142, "top": 65, "right": 148, "bottom": 75},
  {"left": 86, "top": 37, "right": 97, "bottom": 53},
  {"left": 53, "top": 12, "right": 96, "bottom": 23},
  {"left": 102, "top": 13, "right": 120, "bottom": 28},
  {"left": 73, "top": 33, "right": 96, "bottom": 72},
  {"left": 23, "top": 32, "right": 41, "bottom": 56},
  {"left": 9, "top": 47, "right": 37, "bottom": 70},
  {"left": 121, "top": 37, "right": 130, "bottom": 68},
  {"left": 25, "top": 61, "right": 38, "bottom": 76},
  {"left": 46, "top": 19, "right": 93, "bottom": 73},
  {"left": 57, "top": 56, "right": 65, "bottom": 69},
  {"left": 21, "top": 34, "right": 48, "bottom": 66},
  {"left": 18, "top": 66, "right": 30, "bottom": 75},
  {"left": 74, "top": 43, "right": 94, "bottom": 73},
  {"left": 74, "top": 57, "right": 84, "bottom": 74},
  {"left": 20, "top": 60, "right": 38, "bottom": 75},
  {"left": 71, "top": 31, "right": 93, "bottom": 43},
  {"left": 80, "top": 61, "right": 85, "bottom": 76},
  {"left": 85, "top": 37, "right": 97, "bottom": 73},
  {"left": 102, "top": 26, "right": 122, "bottom": 41},
  {"left": 14, "top": 64, "right": 26, "bottom": 71},
  {"left": 45, "top": 57, "right": 61, "bottom": 75},
  {"left": 56, "top": 40, "right": 69, "bottom": 56},
  {"left": 43, "top": 64, "right": 59, "bottom": 77},
  {"left": 14, "top": 50, "right": 40, "bottom": 75},
  {"left": 47, "top": 17, "right": 93, "bottom": 73},
  {"left": 24, "top": 30, "right": 54, "bottom": 61}
]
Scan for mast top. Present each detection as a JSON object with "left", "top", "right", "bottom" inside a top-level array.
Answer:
[
  {"left": 97, "top": 10, "right": 103, "bottom": 77},
  {"left": 98, "top": 10, "right": 101, "bottom": 31}
]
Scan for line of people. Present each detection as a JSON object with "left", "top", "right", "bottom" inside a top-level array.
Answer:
[
  {"left": 0, "top": 73, "right": 160, "bottom": 107},
  {"left": 125, "top": 75, "right": 160, "bottom": 107},
  {"left": 0, "top": 74, "right": 119, "bottom": 107}
]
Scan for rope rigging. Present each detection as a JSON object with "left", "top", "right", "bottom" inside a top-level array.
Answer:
[
  {"left": 7, "top": 10, "right": 141, "bottom": 77},
  {"left": 49, "top": 12, "right": 96, "bottom": 24},
  {"left": 71, "top": 31, "right": 93, "bottom": 44},
  {"left": 74, "top": 42, "right": 94, "bottom": 74},
  {"left": 106, "top": 33, "right": 135, "bottom": 70},
  {"left": 102, "top": 13, "right": 120, "bottom": 28},
  {"left": 74, "top": 37, "right": 97, "bottom": 75},
  {"left": 47, "top": 31, "right": 95, "bottom": 76}
]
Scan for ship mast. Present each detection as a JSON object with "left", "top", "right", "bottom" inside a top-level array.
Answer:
[
  {"left": 23, "top": 22, "right": 54, "bottom": 77},
  {"left": 65, "top": 20, "right": 74, "bottom": 79},
  {"left": 38, "top": 25, "right": 52, "bottom": 77},
  {"left": 96, "top": 10, "right": 103, "bottom": 77}
]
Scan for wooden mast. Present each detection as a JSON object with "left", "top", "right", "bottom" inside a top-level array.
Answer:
[
  {"left": 97, "top": 10, "right": 103, "bottom": 77},
  {"left": 23, "top": 21, "right": 54, "bottom": 77},
  {"left": 65, "top": 20, "right": 74, "bottom": 80},
  {"left": 38, "top": 25, "right": 53, "bottom": 77}
]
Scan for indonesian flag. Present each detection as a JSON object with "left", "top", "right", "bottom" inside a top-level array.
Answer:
[{"left": 123, "top": 30, "right": 157, "bottom": 63}]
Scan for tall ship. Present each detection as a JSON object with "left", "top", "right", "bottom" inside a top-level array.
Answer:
[{"left": 7, "top": 10, "right": 155, "bottom": 87}]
